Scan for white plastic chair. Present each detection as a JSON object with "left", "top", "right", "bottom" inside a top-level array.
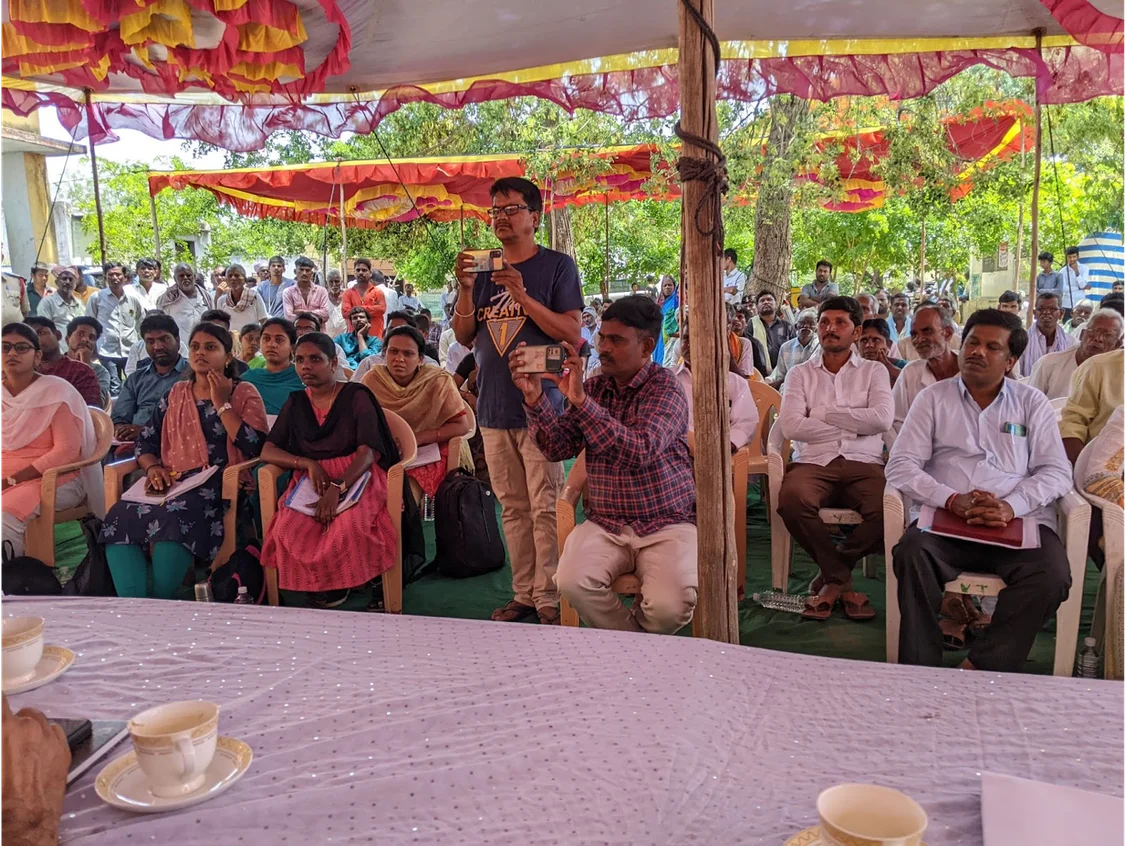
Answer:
[
  {"left": 766, "top": 424, "right": 877, "bottom": 593},
  {"left": 1087, "top": 496, "right": 1125, "bottom": 680},
  {"left": 883, "top": 485, "right": 1091, "bottom": 677}
]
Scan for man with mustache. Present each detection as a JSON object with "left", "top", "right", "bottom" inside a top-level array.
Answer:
[
  {"left": 453, "top": 177, "right": 584, "bottom": 626},
  {"left": 1021, "top": 290, "right": 1073, "bottom": 375},
  {"left": 766, "top": 309, "right": 818, "bottom": 391},
  {"left": 111, "top": 314, "right": 189, "bottom": 442},
  {"left": 886, "top": 309, "right": 1073, "bottom": 672},
  {"left": 1029, "top": 308, "right": 1123, "bottom": 400},
  {"left": 23, "top": 315, "right": 102, "bottom": 407},
  {"left": 892, "top": 305, "right": 960, "bottom": 433},
  {"left": 86, "top": 261, "right": 146, "bottom": 389},
  {"left": 517, "top": 296, "right": 697, "bottom": 633},
  {"left": 749, "top": 290, "right": 795, "bottom": 371},
  {"left": 797, "top": 260, "right": 838, "bottom": 310},
  {"left": 776, "top": 296, "right": 893, "bottom": 620},
  {"left": 36, "top": 266, "right": 85, "bottom": 348}
]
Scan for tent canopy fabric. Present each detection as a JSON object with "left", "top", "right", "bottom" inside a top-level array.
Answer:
[
  {"left": 796, "top": 101, "right": 1035, "bottom": 212},
  {"left": 1, "top": 0, "right": 1120, "bottom": 151},
  {"left": 149, "top": 103, "right": 1034, "bottom": 227},
  {"left": 148, "top": 144, "right": 673, "bottom": 228}
]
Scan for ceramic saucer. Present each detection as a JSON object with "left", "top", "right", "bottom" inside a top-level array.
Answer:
[
  {"left": 784, "top": 826, "right": 928, "bottom": 846},
  {"left": 1, "top": 645, "right": 74, "bottom": 695},
  {"left": 95, "top": 736, "right": 252, "bottom": 814}
]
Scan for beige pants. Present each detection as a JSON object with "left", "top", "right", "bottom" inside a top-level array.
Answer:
[
  {"left": 480, "top": 427, "right": 564, "bottom": 610},
  {"left": 556, "top": 520, "right": 698, "bottom": 634}
]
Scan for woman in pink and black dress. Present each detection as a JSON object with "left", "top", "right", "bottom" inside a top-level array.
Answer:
[{"left": 259, "top": 332, "right": 400, "bottom": 609}]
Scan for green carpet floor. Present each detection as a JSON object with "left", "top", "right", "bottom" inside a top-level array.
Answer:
[{"left": 52, "top": 482, "right": 1099, "bottom": 676}]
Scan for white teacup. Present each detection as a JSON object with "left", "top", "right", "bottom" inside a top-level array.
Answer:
[
  {"left": 128, "top": 701, "right": 220, "bottom": 798},
  {"left": 817, "top": 783, "right": 928, "bottom": 846},
  {"left": 2, "top": 616, "right": 45, "bottom": 684}
]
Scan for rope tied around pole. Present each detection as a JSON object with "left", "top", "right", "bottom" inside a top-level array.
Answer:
[{"left": 674, "top": 0, "right": 728, "bottom": 257}]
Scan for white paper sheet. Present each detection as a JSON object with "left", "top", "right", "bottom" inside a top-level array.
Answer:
[
  {"left": 406, "top": 442, "right": 441, "bottom": 469},
  {"left": 982, "top": 772, "right": 1124, "bottom": 846},
  {"left": 120, "top": 464, "right": 219, "bottom": 505},
  {"left": 284, "top": 471, "right": 369, "bottom": 517}
]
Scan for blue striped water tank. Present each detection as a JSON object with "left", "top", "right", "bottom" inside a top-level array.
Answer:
[{"left": 1076, "top": 231, "right": 1123, "bottom": 303}]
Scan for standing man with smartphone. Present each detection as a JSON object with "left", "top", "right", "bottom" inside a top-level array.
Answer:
[{"left": 453, "top": 177, "right": 584, "bottom": 625}]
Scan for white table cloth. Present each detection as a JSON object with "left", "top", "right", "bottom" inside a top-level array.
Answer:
[{"left": 6, "top": 597, "right": 1122, "bottom": 845}]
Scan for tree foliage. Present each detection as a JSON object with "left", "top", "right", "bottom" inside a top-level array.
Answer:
[{"left": 67, "top": 69, "right": 1122, "bottom": 296}]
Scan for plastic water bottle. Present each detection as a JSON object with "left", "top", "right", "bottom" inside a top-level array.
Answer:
[
  {"left": 1076, "top": 637, "right": 1100, "bottom": 678},
  {"left": 751, "top": 590, "right": 807, "bottom": 614},
  {"left": 234, "top": 586, "right": 253, "bottom": 605}
]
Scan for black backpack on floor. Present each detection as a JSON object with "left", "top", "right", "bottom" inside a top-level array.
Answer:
[{"left": 431, "top": 470, "right": 505, "bottom": 578}]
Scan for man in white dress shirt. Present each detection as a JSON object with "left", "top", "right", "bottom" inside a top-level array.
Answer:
[
  {"left": 722, "top": 248, "right": 747, "bottom": 304},
  {"left": 1028, "top": 308, "right": 1123, "bottom": 400},
  {"left": 892, "top": 305, "right": 960, "bottom": 432},
  {"left": 1057, "top": 246, "right": 1090, "bottom": 322},
  {"left": 1020, "top": 291, "right": 1073, "bottom": 374},
  {"left": 767, "top": 309, "right": 819, "bottom": 391},
  {"left": 885, "top": 308, "right": 1073, "bottom": 672},
  {"left": 777, "top": 296, "right": 893, "bottom": 620},
  {"left": 675, "top": 328, "right": 759, "bottom": 451}
]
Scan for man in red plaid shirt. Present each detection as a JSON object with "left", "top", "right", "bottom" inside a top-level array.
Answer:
[{"left": 514, "top": 296, "right": 697, "bottom": 634}]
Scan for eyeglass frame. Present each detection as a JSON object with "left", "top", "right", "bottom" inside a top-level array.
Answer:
[
  {"left": 1, "top": 342, "right": 37, "bottom": 354},
  {"left": 487, "top": 204, "right": 532, "bottom": 220}
]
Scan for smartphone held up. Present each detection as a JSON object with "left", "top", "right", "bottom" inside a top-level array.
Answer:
[{"left": 513, "top": 344, "right": 566, "bottom": 374}]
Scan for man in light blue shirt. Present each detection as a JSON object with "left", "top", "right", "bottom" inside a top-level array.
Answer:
[
  {"left": 885, "top": 308, "right": 1073, "bottom": 673},
  {"left": 110, "top": 314, "right": 190, "bottom": 440}
]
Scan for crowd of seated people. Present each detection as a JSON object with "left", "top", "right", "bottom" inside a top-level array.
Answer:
[{"left": 6, "top": 186, "right": 1123, "bottom": 686}]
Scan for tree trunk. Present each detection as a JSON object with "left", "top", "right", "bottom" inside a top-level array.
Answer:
[{"left": 749, "top": 95, "right": 809, "bottom": 303}]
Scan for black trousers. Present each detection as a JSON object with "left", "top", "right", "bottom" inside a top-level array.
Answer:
[{"left": 893, "top": 524, "right": 1071, "bottom": 672}]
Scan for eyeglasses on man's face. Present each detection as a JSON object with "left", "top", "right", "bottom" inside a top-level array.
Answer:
[{"left": 488, "top": 204, "right": 530, "bottom": 219}]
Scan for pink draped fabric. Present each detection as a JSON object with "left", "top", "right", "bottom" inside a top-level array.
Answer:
[{"left": 3, "top": 45, "right": 1119, "bottom": 152}]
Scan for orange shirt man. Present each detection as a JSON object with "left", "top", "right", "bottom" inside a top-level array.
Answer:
[{"left": 341, "top": 258, "right": 387, "bottom": 338}]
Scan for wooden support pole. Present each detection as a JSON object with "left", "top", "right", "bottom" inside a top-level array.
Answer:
[
  {"left": 1027, "top": 29, "right": 1044, "bottom": 327},
  {"left": 339, "top": 165, "right": 348, "bottom": 282},
  {"left": 148, "top": 185, "right": 161, "bottom": 260},
  {"left": 603, "top": 194, "right": 611, "bottom": 301},
  {"left": 459, "top": 205, "right": 466, "bottom": 248},
  {"left": 84, "top": 90, "right": 107, "bottom": 266},
  {"left": 679, "top": 0, "right": 738, "bottom": 643}
]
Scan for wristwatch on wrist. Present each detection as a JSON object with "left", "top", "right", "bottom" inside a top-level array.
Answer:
[
  {"left": 216, "top": 402, "right": 233, "bottom": 416},
  {"left": 330, "top": 479, "right": 348, "bottom": 495}
]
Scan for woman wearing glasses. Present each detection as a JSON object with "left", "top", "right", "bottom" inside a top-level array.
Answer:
[{"left": 1, "top": 322, "right": 105, "bottom": 557}]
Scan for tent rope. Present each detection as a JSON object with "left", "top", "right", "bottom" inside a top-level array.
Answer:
[{"left": 674, "top": 0, "right": 728, "bottom": 256}]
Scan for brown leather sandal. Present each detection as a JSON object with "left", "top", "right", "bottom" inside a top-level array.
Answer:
[
  {"left": 490, "top": 600, "right": 536, "bottom": 622},
  {"left": 841, "top": 590, "right": 876, "bottom": 621},
  {"left": 537, "top": 606, "right": 561, "bottom": 626},
  {"left": 801, "top": 583, "right": 844, "bottom": 620}
]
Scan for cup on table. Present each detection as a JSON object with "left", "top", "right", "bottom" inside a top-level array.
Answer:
[
  {"left": 817, "top": 783, "right": 928, "bottom": 846},
  {"left": 2, "top": 616, "right": 45, "bottom": 684},
  {"left": 128, "top": 701, "right": 220, "bottom": 798}
]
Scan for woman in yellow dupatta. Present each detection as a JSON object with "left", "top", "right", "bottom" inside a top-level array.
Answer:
[{"left": 362, "top": 325, "right": 471, "bottom": 498}]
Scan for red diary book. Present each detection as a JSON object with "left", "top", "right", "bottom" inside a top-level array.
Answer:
[{"left": 928, "top": 507, "right": 1025, "bottom": 548}]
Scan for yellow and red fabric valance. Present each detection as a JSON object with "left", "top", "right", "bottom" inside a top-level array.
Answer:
[
  {"left": 795, "top": 101, "right": 1035, "bottom": 212},
  {"left": 148, "top": 145, "right": 676, "bottom": 229},
  {"left": 1, "top": 0, "right": 349, "bottom": 98}
]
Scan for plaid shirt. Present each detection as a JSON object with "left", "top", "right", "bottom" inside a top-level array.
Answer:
[
  {"left": 427, "top": 321, "right": 445, "bottom": 350},
  {"left": 525, "top": 361, "right": 695, "bottom": 536}
]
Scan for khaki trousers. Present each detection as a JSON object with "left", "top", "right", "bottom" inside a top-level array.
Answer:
[
  {"left": 481, "top": 427, "right": 564, "bottom": 610},
  {"left": 556, "top": 520, "right": 698, "bottom": 634}
]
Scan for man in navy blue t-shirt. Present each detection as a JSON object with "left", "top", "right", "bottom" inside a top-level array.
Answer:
[{"left": 452, "top": 177, "right": 584, "bottom": 625}]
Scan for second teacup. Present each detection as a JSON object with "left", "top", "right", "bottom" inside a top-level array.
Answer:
[
  {"left": 128, "top": 700, "right": 220, "bottom": 798},
  {"left": 817, "top": 783, "right": 928, "bottom": 846},
  {"left": 2, "top": 616, "right": 45, "bottom": 685}
]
